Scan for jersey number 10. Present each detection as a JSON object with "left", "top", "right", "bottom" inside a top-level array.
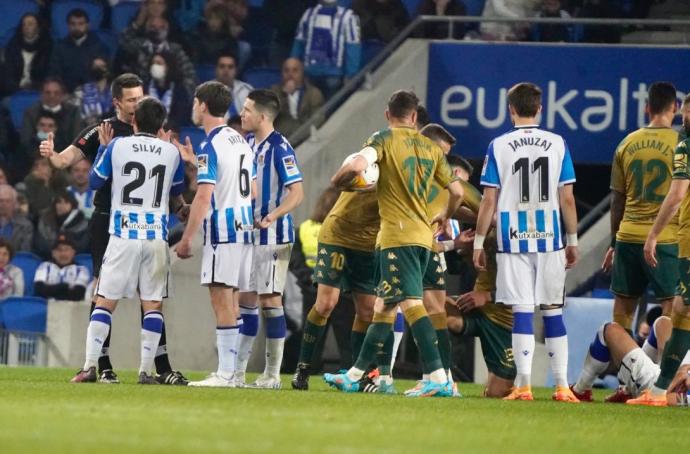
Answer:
[{"left": 513, "top": 157, "right": 549, "bottom": 203}]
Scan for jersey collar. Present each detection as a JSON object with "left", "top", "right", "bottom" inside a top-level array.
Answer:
[
  {"left": 134, "top": 132, "right": 157, "bottom": 138},
  {"left": 513, "top": 124, "right": 539, "bottom": 129}
]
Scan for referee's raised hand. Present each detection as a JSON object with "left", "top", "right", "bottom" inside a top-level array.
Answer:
[{"left": 38, "top": 132, "right": 55, "bottom": 158}]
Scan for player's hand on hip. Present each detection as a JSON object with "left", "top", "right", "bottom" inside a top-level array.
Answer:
[
  {"left": 643, "top": 236, "right": 658, "bottom": 268},
  {"left": 173, "top": 136, "right": 195, "bottom": 163},
  {"left": 38, "top": 132, "right": 55, "bottom": 157},
  {"left": 175, "top": 238, "right": 193, "bottom": 259},
  {"left": 473, "top": 249, "right": 486, "bottom": 271},
  {"left": 565, "top": 245, "right": 579, "bottom": 269},
  {"left": 601, "top": 247, "right": 614, "bottom": 272},
  {"left": 97, "top": 121, "right": 113, "bottom": 146}
]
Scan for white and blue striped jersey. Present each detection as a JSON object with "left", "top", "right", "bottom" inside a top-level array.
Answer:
[
  {"left": 480, "top": 125, "right": 576, "bottom": 254},
  {"left": 91, "top": 133, "right": 185, "bottom": 241},
  {"left": 197, "top": 125, "right": 254, "bottom": 245},
  {"left": 67, "top": 185, "right": 95, "bottom": 219},
  {"left": 34, "top": 262, "right": 91, "bottom": 287},
  {"left": 248, "top": 131, "right": 303, "bottom": 245}
]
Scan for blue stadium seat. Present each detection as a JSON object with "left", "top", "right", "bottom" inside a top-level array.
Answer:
[
  {"left": 8, "top": 91, "right": 40, "bottom": 130},
  {"left": 401, "top": 0, "right": 422, "bottom": 16},
  {"left": 74, "top": 253, "right": 93, "bottom": 280},
  {"left": 95, "top": 29, "right": 117, "bottom": 57},
  {"left": 0, "top": 297, "right": 48, "bottom": 333},
  {"left": 338, "top": 0, "right": 353, "bottom": 7},
  {"left": 362, "top": 40, "right": 385, "bottom": 66},
  {"left": 179, "top": 126, "right": 206, "bottom": 153},
  {"left": 243, "top": 68, "right": 281, "bottom": 89},
  {"left": 196, "top": 64, "right": 217, "bottom": 83},
  {"left": 51, "top": 0, "right": 104, "bottom": 38},
  {"left": 0, "top": 0, "right": 40, "bottom": 48},
  {"left": 248, "top": 0, "right": 264, "bottom": 7},
  {"left": 111, "top": 1, "right": 141, "bottom": 34},
  {"left": 11, "top": 252, "right": 42, "bottom": 297},
  {"left": 462, "top": 0, "right": 486, "bottom": 16}
]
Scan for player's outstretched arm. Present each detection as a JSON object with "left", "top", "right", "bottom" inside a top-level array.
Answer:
[
  {"left": 643, "top": 179, "right": 689, "bottom": 267},
  {"left": 473, "top": 187, "right": 497, "bottom": 271},
  {"left": 331, "top": 148, "right": 373, "bottom": 189},
  {"left": 558, "top": 184, "right": 579, "bottom": 269},
  {"left": 176, "top": 184, "right": 214, "bottom": 259}
]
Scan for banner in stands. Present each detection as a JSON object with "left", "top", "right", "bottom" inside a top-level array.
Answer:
[{"left": 426, "top": 42, "right": 689, "bottom": 164}]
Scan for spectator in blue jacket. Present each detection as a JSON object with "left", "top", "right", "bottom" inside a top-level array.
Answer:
[
  {"left": 48, "top": 8, "right": 107, "bottom": 92},
  {"left": 291, "top": 0, "right": 362, "bottom": 99}
]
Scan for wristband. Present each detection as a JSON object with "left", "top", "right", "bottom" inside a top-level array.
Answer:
[
  {"left": 473, "top": 234, "right": 486, "bottom": 250},
  {"left": 610, "top": 236, "right": 616, "bottom": 248},
  {"left": 566, "top": 233, "right": 578, "bottom": 247},
  {"left": 439, "top": 240, "right": 455, "bottom": 252}
]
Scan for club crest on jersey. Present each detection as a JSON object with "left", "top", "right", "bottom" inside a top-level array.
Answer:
[
  {"left": 282, "top": 156, "right": 299, "bottom": 177},
  {"left": 258, "top": 153, "right": 265, "bottom": 166},
  {"left": 197, "top": 154, "right": 208, "bottom": 172}
]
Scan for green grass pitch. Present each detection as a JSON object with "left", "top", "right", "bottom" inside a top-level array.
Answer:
[{"left": 0, "top": 367, "right": 686, "bottom": 453}]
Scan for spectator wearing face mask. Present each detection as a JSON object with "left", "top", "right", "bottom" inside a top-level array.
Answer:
[
  {"left": 0, "top": 184, "right": 33, "bottom": 252},
  {"left": 115, "top": 16, "right": 198, "bottom": 98},
  {"left": 145, "top": 51, "right": 192, "bottom": 129},
  {"left": 72, "top": 57, "right": 112, "bottom": 125},
  {"left": 2, "top": 13, "right": 53, "bottom": 95},
  {"left": 20, "top": 112, "right": 58, "bottom": 177},
  {"left": 20, "top": 78, "right": 84, "bottom": 154},
  {"left": 33, "top": 190, "right": 89, "bottom": 259},
  {"left": 48, "top": 9, "right": 107, "bottom": 92}
]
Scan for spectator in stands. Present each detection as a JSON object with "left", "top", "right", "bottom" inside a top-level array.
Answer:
[
  {"left": 532, "top": 0, "right": 572, "bottom": 42},
  {"left": 34, "top": 235, "right": 90, "bottom": 301},
  {"left": 48, "top": 9, "right": 107, "bottom": 92},
  {"left": 0, "top": 185, "right": 33, "bottom": 252},
  {"left": 175, "top": 0, "right": 206, "bottom": 32},
  {"left": 352, "top": 0, "right": 410, "bottom": 43},
  {"left": 0, "top": 238, "right": 24, "bottom": 299},
  {"left": 270, "top": 58, "right": 325, "bottom": 140},
  {"left": 291, "top": 0, "right": 362, "bottom": 99},
  {"left": 190, "top": 3, "right": 240, "bottom": 66},
  {"left": 20, "top": 112, "right": 58, "bottom": 177},
  {"left": 226, "top": 0, "right": 252, "bottom": 68},
  {"left": 215, "top": 53, "right": 253, "bottom": 117},
  {"left": 116, "top": 16, "right": 198, "bottom": 98},
  {"left": 2, "top": 13, "right": 52, "bottom": 95},
  {"left": 34, "top": 190, "right": 89, "bottom": 259},
  {"left": 265, "top": 0, "right": 314, "bottom": 65},
  {"left": 20, "top": 78, "right": 83, "bottom": 153},
  {"left": 575, "top": 0, "right": 622, "bottom": 43},
  {"left": 480, "top": 0, "right": 541, "bottom": 41},
  {"left": 17, "top": 157, "right": 68, "bottom": 221},
  {"left": 131, "top": 0, "right": 186, "bottom": 45},
  {"left": 66, "top": 160, "right": 94, "bottom": 220},
  {"left": 145, "top": 51, "right": 192, "bottom": 129},
  {"left": 0, "top": 107, "right": 18, "bottom": 167},
  {"left": 414, "top": 0, "right": 467, "bottom": 39},
  {"left": 72, "top": 57, "right": 112, "bottom": 125}
]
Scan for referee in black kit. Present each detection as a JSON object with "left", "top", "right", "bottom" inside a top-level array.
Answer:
[{"left": 39, "top": 73, "right": 189, "bottom": 385}]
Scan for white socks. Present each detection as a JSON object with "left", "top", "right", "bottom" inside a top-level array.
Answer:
[
  {"left": 263, "top": 307, "right": 286, "bottom": 378},
  {"left": 542, "top": 308, "right": 569, "bottom": 387},
  {"left": 236, "top": 305, "right": 259, "bottom": 375},
  {"left": 140, "top": 311, "right": 164, "bottom": 375},
  {"left": 84, "top": 308, "right": 112, "bottom": 370},
  {"left": 512, "top": 305, "right": 535, "bottom": 388},
  {"left": 216, "top": 326, "right": 239, "bottom": 378}
]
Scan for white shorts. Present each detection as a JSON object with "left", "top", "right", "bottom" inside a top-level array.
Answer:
[
  {"left": 249, "top": 243, "right": 292, "bottom": 295},
  {"left": 201, "top": 242, "right": 252, "bottom": 288},
  {"left": 496, "top": 250, "right": 566, "bottom": 306},
  {"left": 617, "top": 348, "right": 660, "bottom": 397},
  {"left": 97, "top": 236, "right": 170, "bottom": 301}
]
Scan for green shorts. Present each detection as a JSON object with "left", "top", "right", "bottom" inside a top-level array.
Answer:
[
  {"left": 677, "top": 257, "right": 690, "bottom": 306},
  {"left": 462, "top": 311, "right": 516, "bottom": 380},
  {"left": 313, "top": 243, "right": 377, "bottom": 295},
  {"left": 377, "top": 246, "right": 430, "bottom": 304},
  {"left": 611, "top": 241, "right": 678, "bottom": 300},
  {"left": 423, "top": 252, "right": 446, "bottom": 291}
]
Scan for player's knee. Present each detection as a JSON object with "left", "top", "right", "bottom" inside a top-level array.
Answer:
[{"left": 354, "top": 304, "right": 374, "bottom": 322}]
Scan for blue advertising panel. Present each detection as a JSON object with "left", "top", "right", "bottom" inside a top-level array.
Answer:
[{"left": 426, "top": 42, "right": 689, "bottom": 163}]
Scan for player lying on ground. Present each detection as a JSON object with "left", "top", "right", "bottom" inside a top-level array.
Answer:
[{"left": 72, "top": 97, "right": 186, "bottom": 384}]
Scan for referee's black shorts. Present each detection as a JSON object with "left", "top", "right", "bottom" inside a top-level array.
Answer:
[{"left": 89, "top": 210, "right": 111, "bottom": 277}]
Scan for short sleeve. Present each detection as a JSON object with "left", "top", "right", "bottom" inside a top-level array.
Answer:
[
  {"left": 72, "top": 122, "right": 100, "bottom": 162},
  {"left": 480, "top": 141, "right": 500, "bottom": 188},
  {"left": 433, "top": 151, "right": 455, "bottom": 189},
  {"left": 92, "top": 138, "right": 118, "bottom": 181},
  {"left": 170, "top": 155, "right": 186, "bottom": 196},
  {"left": 274, "top": 141, "right": 303, "bottom": 186},
  {"left": 196, "top": 141, "right": 218, "bottom": 184},
  {"left": 610, "top": 141, "right": 626, "bottom": 193},
  {"left": 364, "top": 129, "right": 388, "bottom": 162},
  {"left": 673, "top": 140, "right": 690, "bottom": 180},
  {"left": 558, "top": 141, "right": 576, "bottom": 186}
]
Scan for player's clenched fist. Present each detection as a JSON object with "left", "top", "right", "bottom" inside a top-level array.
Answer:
[
  {"left": 38, "top": 132, "right": 55, "bottom": 157},
  {"left": 175, "top": 238, "right": 193, "bottom": 259}
]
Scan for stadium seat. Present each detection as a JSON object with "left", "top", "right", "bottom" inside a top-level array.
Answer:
[
  {"left": 338, "top": 0, "right": 353, "bottom": 7},
  {"left": 362, "top": 40, "right": 385, "bottom": 66},
  {"left": 401, "top": 0, "right": 422, "bottom": 16},
  {"left": 248, "top": 0, "right": 264, "bottom": 7},
  {"left": 111, "top": 1, "right": 140, "bottom": 34},
  {"left": 7, "top": 91, "right": 40, "bottom": 131},
  {"left": 179, "top": 126, "right": 206, "bottom": 153},
  {"left": 0, "top": 297, "right": 48, "bottom": 333},
  {"left": 462, "top": 0, "right": 486, "bottom": 16},
  {"left": 244, "top": 8, "right": 273, "bottom": 66},
  {"left": 95, "top": 29, "right": 117, "bottom": 57},
  {"left": 11, "top": 252, "right": 42, "bottom": 297},
  {"left": 51, "top": 0, "right": 105, "bottom": 38},
  {"left": 0, "top": 0, "right": 40, "bottom": 48},
  {"left": 74, "top": 253, "right": 93, "bottom": 279},
  {"left": 196, "top": 64, "right": 217, "bottom": 83},
  {"left": 243, "top": 68, "right": 281, "bottom": 89}
]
